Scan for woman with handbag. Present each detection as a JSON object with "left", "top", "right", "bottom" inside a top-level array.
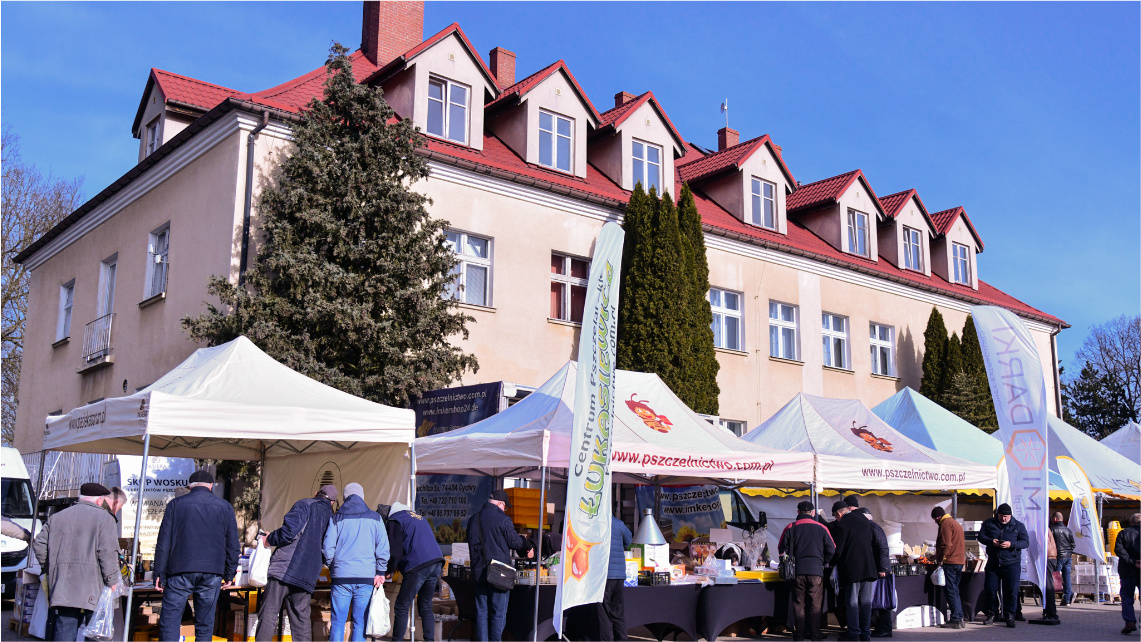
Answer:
[{"left": 466, "top": 490, "right": 534, "bottom": 641}]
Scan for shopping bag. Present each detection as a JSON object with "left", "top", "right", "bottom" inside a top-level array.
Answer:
[
  {"left": 249, "top": 540, "right": 272, "bottom": 588},
  {"left": 28, "top": 585, "right": 48, "bottom": 639},
  {"left": 931, "top": 565, "right": 946, "bottom": 586},
  {"left": 365, "top": 585, "right": 391, "bottom": 639},
  {"left": 82, "top": 585, "right": 119, "bottom": 641},
  {"left": 1051, "top": 570, "right": 1063, "bottom": 593},
  {"left": 871, "top": 574, "right": 897, "bottom": 610}
]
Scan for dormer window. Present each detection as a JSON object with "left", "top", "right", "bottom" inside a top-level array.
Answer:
[
  {"left": 902, "top": 226, "right": 923, "bottom": 271},
  {"left": 847, "top": 208, "right": 870, "bottom": 257},
  {"left": 427, "top": 76, "right": 469, "bottom": 144},
  {"left": 539, "top": 110, "right": 572, "bottom": 172},
  {"left": 952, "top": 242, "right": 971, "bottom": 284},
  {"left": 145, "top": 117, "right": 162, "bottom": 156},
  {"left": 751, "top": 178, "right": 776, "bottom": 229},
  {"left": 632, "top": 140, "right": 662, "bottom": 192}
]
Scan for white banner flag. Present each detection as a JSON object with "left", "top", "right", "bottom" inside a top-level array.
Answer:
[
  {"left": 971, "top": 305, "right": 1049, "bottom": 592},
  {"left": 1056, "top": 456, "right": 1106, "bottom": 562},
  {"left": 554, "top": 222, "right": 624, "bottom": 635}
]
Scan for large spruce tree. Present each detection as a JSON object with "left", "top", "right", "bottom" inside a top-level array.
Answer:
[
  {"left": 676, "top": 185, "right": 720, "bottom": 414},
  {"left": 919, "top": 307, "right": 948, "bottom": 402},
  {"left": 183, "top": 43, "right": 477, "bottom": 407},
  {"left": 959, "top": 315, "right": 998, "bottom": 429}
]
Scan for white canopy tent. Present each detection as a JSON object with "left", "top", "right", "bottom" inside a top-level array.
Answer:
[
  {"left": 1100, "top": 421, "right": 1140, "bottom": 465},
  {"left": 1047, "top": 414, "right": 1140, "bottom": 500},
  {"left": 741, "top": 393, "right": 997, "bottom": 490}
]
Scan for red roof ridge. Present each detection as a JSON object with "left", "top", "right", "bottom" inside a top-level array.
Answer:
[
  {"left": 785, "top": 169, "right": 864, "bottom": 213},
  {"left": 596, "top": 91, "right": 685, "bottom": 150},
  {"left": 676, "top": 134, "right": 795, "bottom": 187},
  {"left": 151, "top": 68, "right": 243, "bottom": 97},
  {"left": 364, "top": 22, "right": 499, "bottom": 92},
  {"left": 485, "top": 59, "right": 601, "bottom": 123},
  {"left": 878, "top": 188, "right": 937, "bottom": 235},
  {"left": 930, "top": 205, "right": 984, "bottom": 250}
]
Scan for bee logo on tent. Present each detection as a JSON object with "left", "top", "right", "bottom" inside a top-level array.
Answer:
[
  {"left": 625, "top": 395, "right": 673, "bottom": 434},
  {"left": 851, "top": 422, "right": 894, "bottom": 452}
]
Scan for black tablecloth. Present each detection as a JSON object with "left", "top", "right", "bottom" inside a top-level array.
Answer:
[{"left": 697, "top": 581, "right": 780, "bottom": 641}]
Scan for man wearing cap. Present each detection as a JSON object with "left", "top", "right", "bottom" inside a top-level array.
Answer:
[
  {"left": 33, "top": 483, "right": 122, "bottom": 642},
  {"left": 778, "top": 501, "right": 835, "bottom": 642},
  {"left": 154, "top": 470, "right": 240, "bottom": 642},
  {"left": 977, "top": 503, "right": 1028, "bottom": 628},
  {"left": 255, "top": 485, "right": 338, "bottom": 641},
  {"left": 322, "top": 483, "right": 389, "bottom": 642},
  {"left": 931, "top": 506, "right": 966, "bottom": 629},
  {"left": 467, "top": 489, "right": 535, "bottom": 641},
  {"left": 830, "top": 500, "right": 884, "bottom": 641},
  {"left": 382, "top": 502, "right": 445, "bottom": 642}
]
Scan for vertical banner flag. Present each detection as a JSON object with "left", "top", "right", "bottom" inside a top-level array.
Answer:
[
  {"left": 972, "top": 305, "right": 1049, "bottom": 591},
  {"left": 1056, "top": 456, "right": 1106, "bottom": 562},
  {"left": 554, "top": 222, "right": 624, "bottom": 636}
]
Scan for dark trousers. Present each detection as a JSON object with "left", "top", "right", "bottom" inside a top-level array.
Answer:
[
  {"left": 1122, "top": 573, "right": 1138, "bottom": 624},
  {"left": 792, "top": 575, "right": 824, "bottom": 641},
  {"left": 48, "top": 606, "right": 90, "bottom": 642},
  {"left": 943, "top": 563, "right": 964, "bottom": 622},
  {"left": 872, "top": 609, "right": 892, "bottom": 634},
  {"left": 597, "top": 578, "right": 627, "bottom": 640},
  {"left": 473, "top": 580, "right": 510, "bottom": 641},
  {"left": 1044, "top": 559, "right": 1058, "bottom": 618},
  {"left": 394, "top": 562, "right": 442, "bottom": 642},
  {"left": 255, "top": 577, "right": 312, "bottom": 641},
  {"left": 159, "top": 572, "right": 223, "bottom": 642},
  {"left": 841, "top": 580, "right": 875, "bottom": 640},
  {"left": 983, "top": 563, "right": 1020, "bottom": 619}
]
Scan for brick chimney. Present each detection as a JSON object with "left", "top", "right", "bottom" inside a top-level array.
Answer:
[
  {"left": 614, "top": 91, "right": 636, "bottom": 108},
  {"left": 361, "top": 1, "right": 424, "bottom": 67},
  {"left": 717, "top": 126, "right": 739, "bottom": 151},
  {"left": 489, "top": 47, "right": 516, "bottom": 87}
]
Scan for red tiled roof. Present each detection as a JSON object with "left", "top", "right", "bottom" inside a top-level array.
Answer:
[
  {"left": 877, "top": 188, "right": 937, "bottom": 235},
  {"left": 152, "top": 69, "right": 243, "bottom": 111},
  {"left": 931, "top": 206, "right": 985, "bottom": 250},
  {"left": 485, "top": 60, "right": 601, "bottom": 124},
  {"left": 786, "top": 169, "right": 885, "bottom": 220},
  {"left": 250, "top": 50, "right": 380, "bottom": 112},
  {"left": 676, "top": 135, "right": 796, "bottom": 186},
  {"left": 597, "top": 91, "right": 686, "bottom": 150},
  {"left": 363, "top": 22, "right": 500, "bottom": 92}
]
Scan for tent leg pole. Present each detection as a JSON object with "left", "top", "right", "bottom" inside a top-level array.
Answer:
[
  {"left": 533, "top": 465, "right": 547, "bottom": 642},
  {"left": 32, "top": 449, "right": 47, "bottom": 530},
  {"left": 952, "top": 493, "right": 958, "bottom": 518},
  {"left": 123, "top": 434, "right": 151, "bottom": 642},
  {"left": 409, "top": 442, "right": 417, "bottom": 642}
]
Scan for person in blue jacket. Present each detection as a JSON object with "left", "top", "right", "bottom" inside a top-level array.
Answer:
[
  {"left": 323, "top": 483, "right": 390, "bottom": 642},
  {"left": 977, "top": 503, "right": 1029, "bottom": 628},
  {"left": 383, "top": 502, "right": 445, "bottom": 642},
  {"left": 597, "top": 514, "right": 633, "bottom": 640}
]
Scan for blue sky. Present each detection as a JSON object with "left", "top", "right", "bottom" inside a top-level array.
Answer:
[{"left": 3, "top": 2, "right": 1138, "bottom": 369}]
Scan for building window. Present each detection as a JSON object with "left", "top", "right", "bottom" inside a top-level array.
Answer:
[
  {"left": 98, "top": 256, "right": 118, "bottom": 317},
  {"left": 870, "top": 322, "right": 895, "bottom": 376},
  {"left": 146, "top": 225, "right": 170, "bottom": 298},
  {"left": 709, "top": 288, "right": 743, "bottom": 351},
  {"left": 847, "top": 209, "right": 869, "bottom": 257},
  {"left": 445, "top": 231, "right": 491, "bottom": 306},
  {"left": 902, "top": 226, "right": 923, "bottom": 271},
  {"left": 539, "top": 110, "right": 572, "bottom": 172},
  {"left": 952, "top": 242, "right": 971, "bottom": 284},
  {"left": 821, "top": 313, "right": 849, "bottom": 369},
  {"left": 720, "top": 419, "right": 746, "bottom": 437},
  {"left": 632, "top": 140, "right": 662, "bottom": 193},
  {"left": 427, "top": 76, "right": 469, "bottom": 144},
  {"left": 145, "top": 117, "right": 162, "bottom": 156},
  {"left": 551, "top": 253, "right": 589, "bottom": 323},
  {"left": 56, "top": 281, "right": 75, "bottom": 341},
  {"left": 751, "top": 178, "right": 776, "bottom": 229},
  {"left": 769, "top": 301, "right": 799, "bottom": 360}
]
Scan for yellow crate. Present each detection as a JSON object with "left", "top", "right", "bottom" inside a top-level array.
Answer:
[
  {"left": 505, "top": 488, "right": 541, "bottom": 502},
  {"left": 736, "top": 570, "right": 783, "bottom": 582}
]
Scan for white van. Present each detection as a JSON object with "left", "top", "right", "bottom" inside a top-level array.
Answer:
[{"left": 2, "top": 446, "right": 39, "bottom": 595}]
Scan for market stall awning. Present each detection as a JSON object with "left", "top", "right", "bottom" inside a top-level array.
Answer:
[
  {"left": 742, "top": 393, "right": 996, "bottom": 491},
  {"left": 44, "top": 336, "right": 415, "bottom": 460},
  {"left": 1047, "top": 414, "right": 1140, "bottom": 500},
  {"left": 1100, "top": 421, "right": 1140, "bottom": 465},
  {"left": 415, "top": 361, "right": 815, "bottom": 486}
]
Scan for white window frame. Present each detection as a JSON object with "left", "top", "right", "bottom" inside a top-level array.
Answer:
[
  {"left": 952, "top": 242, "right": 971, "bottom": 285},
  {"left": 847, "top": 208, "right": 870, "bottom": 257},
  {"left": 631, "top": 139, "right": 662, "bottom": 193},
  {"left": 145, "top": 117, "right": 162, "bottom": 156},
  {"left": 550, "top": 252, "right": 590, "bottom": 323},
  {"left": 769, "top": 301, "right": 799, "bottom": 360},
  {"left": 98, "top": 255, "right": 118, "bottom": 318},
  {"left": 719, "top": 419, "right": 746, "bottom": 438},
  {"left": 445, "top": 230, "right": 492, "bottom": 307},
  {"left": 902, "top": 226, "right": 923, "bottom": 271},
  {"left": 538, "top": 109, "right": 573, "bottom": 172},
  {"left": 145, "top": 223, "right": 170, "bottom": 299},
  {"left": 751, "top": 177, "right": 777, "bottom": 230},
  {"left": 426, "top": 76, "right": 470, "bottom": 145},
  {"left": 56, "top": 280, "right": 75, "bottom": 342},
  {"left": 870, "top": 322, "right": 896, "bottom": 377},
  {"left": 821, "top": 312, "right": 850, "bottom": 370},
  {"left": 709, "top": 287, "right": 744, "bottom": 351}
]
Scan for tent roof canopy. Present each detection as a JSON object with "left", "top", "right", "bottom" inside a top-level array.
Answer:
[
  {"left": 1100, "top": 421, "right": 1140, "bottom": 465},
  {"left": 44, "top": 337, "right": 414, "bottom": 460},
  {"left": 1047, "top": 414, "right": 1140, "bottom": 500}
]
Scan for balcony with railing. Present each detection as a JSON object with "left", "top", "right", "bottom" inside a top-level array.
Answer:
[{"left": 79, "top": 312, "right": 115, "bottom": 372}]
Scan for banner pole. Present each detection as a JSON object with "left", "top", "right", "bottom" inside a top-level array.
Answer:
[
  {"left": 123, "top": 433, "right": 151, "bottom": 642},
  {"left": 409, "top": 441, "right": 417, "bottom": 641},
  {"left": 533, "top": 465, "right": 547, "bottom": 641}
]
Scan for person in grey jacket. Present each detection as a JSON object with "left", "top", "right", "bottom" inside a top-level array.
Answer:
[
  {"left": 32, "top": 483, "right": 121, "bottom": 642},
  {"left": 323, "top": 483, "right": 389, "bottom": 642}
]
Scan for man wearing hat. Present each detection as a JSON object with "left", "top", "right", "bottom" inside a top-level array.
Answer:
[
  {"left": 154, "top": 470, "right": 240, "bottom": 642},
  {"left": 778, "top": 501, "right": 835, "bottom": 642},
  {"left": 466, "top": 489, "right": 534, "bottom": 641},
  {"left": 383, "top": 501, "right": 445, "bottom": 642},
  {"left": 255, "top": 485, "right": 339, "bottom": 641},
  {"left": 830, "top": 499, "right": 884, "bottom": 641},
  {"left": 33, "top": 483, "right": 122, "bottom": 641},
  {"left": 977, "top": 503, "right": 1028, "bottom": 628},
  {"left": 322, "top": 483, "right": 389, "bottom": 642}
]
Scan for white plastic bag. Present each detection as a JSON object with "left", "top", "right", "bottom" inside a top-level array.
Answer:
[
  {"left": 249, "top": 540, "right": 272, "bottom": 587},
  {"left": 82, "top": 585, "right": 120, "bottom": 641},
  {"left": 931, "top": 564, "right": 946, "bottom": 586},
  {"left": 365, "top": 585, "right": 391, "bottom": 638},
  {"left": 28, "top": 585, "right": 48, "bottom": 639}
]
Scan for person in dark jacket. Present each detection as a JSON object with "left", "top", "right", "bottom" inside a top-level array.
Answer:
[
  {"left": 976, "top": 503, "right": 1028, "bottom": 628},
  {"left": 385, "top": 502, "right": 445, "bottom": 642},
  {"left": 778, "top": 501, "right": 835, "bottom": 642},
  {"left": 1050, "top": 512, "right": 1075, "bottom": 606},
  {"left": 598, "top": 514, "right": 633, "bottom": 640},
  {"left": 830, "top": 500, "right": 884, "bottom": 641},
  {"left": 466, "top": 490, "right": 534, "bottom": 641},
  {"left": 255, "top": 485, "right": 337, "bottom": 641},
  {"left": 154, "top": 470, "right": 240, "bottom": 642},
  {"left": 1116, "top": 513, "right": 1140, "bottom": 635},
  {"left": 323, "top": 483, "right": 389, "bottom": 642},
  {"left": 851, "top": 504, "right": 892, "bottom": 639}
]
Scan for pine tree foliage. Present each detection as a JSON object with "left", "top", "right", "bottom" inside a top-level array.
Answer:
[
  {"left": 1062, "top": 364, "right": 1136, "bottom": 439},
  {"left": 941, "top": 332, "right": 963, "bottom": 397},
  {"left": 919, "top": 307, "right": 948, "bottom": 402},
  {"left": 182, "top": 43, "right": 477, "bottom": 407},
  {"left": 944, "top": 371, "right": 998, "bottom": 432},
  {"left": 676, "top": 185, "right": 720, "bottom": 414},
  {"left": 959, "top": 315, "right": 997, "bottom": 430}
]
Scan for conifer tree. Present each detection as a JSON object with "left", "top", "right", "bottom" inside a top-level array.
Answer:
[
  {"left": 960, "top": 315, "right": 998, "bottom": 429},
  {"left": 183, "top": 43, "right": 477, "bottom": 407},
  {"left": 676, "top": 185, "right": 720, "bottom": 414},
  {"left": 941, "top": 332, "right": 963, "bottom": 398},
  {"left": 919, "top": 307, "right": 948, "bottom": 402}
]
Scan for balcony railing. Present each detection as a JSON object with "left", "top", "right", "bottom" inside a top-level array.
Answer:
[{"left": 81, "top": 312, "right": 115, "bottom": 364}]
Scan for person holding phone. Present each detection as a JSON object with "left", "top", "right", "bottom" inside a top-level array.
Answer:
[{"left": 977, "top": 504, "right": 1028, "bottom": 628}]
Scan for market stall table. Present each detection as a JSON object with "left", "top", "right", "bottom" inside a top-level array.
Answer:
[{"left": 697, "top": 581, "right": 782, "bottom": 641}]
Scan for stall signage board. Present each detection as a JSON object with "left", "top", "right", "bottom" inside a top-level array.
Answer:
[
  {"left": 415, "top": 475, "right": 492, "bottom": 544},
  {"left": 554, "top": 222, "right": 624, "bottom": 636},
  {"left": 412, "top": 382, "right": 505, "bottom": 437},
  {"left": 972, "top": 305, "right": 1049, "bottom": 592},
  {"left": 106, "top": 455, "right": 196, "bottom": 557},
  {"left": 635, "top": 485, "right": 725, "bottom": 544},
  {"left": 1056, "top": 456, "right": 1105, "bottom": 562}
]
